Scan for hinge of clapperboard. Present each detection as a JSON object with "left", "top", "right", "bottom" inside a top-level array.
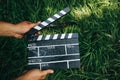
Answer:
[{"left": 26, "top": 7, "right": 71, "bottom": 38}]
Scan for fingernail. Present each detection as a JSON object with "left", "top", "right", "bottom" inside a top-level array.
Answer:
[
  {"left": 38, "top": 21, "right": 41, "bottom": 23},
  {"left": 50, "top": 70, "right": 54, "bottom": 73}
]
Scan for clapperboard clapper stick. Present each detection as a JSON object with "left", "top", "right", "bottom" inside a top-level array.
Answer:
[
  {"left": 28, "top": 33, "right": 80, "bottom": 70},
  {"left": 26, "top": 7, "right": 70, "bottom": 36}
]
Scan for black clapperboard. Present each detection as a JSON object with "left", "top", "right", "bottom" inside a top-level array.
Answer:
[{"left": 27, "top": 7, "right": 80, "bottom": 70}]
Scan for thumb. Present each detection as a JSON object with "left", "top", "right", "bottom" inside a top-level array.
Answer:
[
  {"left": 41, "top": 69, "right": 54, "bottom": 75},
  {"left": 39, "top": 69, "right": 54, "bottom": 79},
  {"left": 29, "top": 21, "right": 41, "bottom": 28}
]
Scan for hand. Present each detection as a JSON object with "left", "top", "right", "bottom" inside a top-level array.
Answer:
[
  {"left": 16, "top": 69, "right": 54, "bottom": 80},
  {"left": 0, "top": 21, "right": 40, "bottom": 38}
]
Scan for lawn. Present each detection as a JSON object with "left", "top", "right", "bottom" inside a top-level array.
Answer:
[{"left": 0, "top": 0, "right": 120, "bottom": 80}]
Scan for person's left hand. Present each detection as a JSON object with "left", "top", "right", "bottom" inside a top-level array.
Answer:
[{"left": 16, "top": 69, "right": 54, "bottom": 80}]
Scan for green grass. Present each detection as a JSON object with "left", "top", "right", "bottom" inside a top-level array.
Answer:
[{"left": 0, "top": 0, "right": 120, "bottom": 80}]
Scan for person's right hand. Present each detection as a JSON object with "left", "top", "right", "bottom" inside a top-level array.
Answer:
[
  {"left": 16, "top": 69, "right": 54, "bottom": 80},
  {"left": 0, "top": 21, "right": 40, "bottom": 38}
]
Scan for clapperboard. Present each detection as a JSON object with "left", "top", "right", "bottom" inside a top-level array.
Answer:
[
  {"left": 27, "top": 33, "right": 80, "bottom": 70},
  {"left": 27, "top": 7, "right": 80, "bottom": 70}
]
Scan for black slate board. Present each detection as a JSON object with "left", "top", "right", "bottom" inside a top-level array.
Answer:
[{"left": 27, "top": 33, "right": 80, "bottom": 70}]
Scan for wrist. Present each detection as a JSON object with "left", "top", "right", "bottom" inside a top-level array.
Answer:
[{"left": 0, "top": 22, "right": 17, "bottom": 37}]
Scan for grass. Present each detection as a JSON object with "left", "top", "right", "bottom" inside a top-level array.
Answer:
[{"left": 0, "top": 0, "right": 120, "bottom": 80}]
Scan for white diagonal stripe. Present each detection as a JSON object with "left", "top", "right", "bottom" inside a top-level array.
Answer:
[
  {"left": 60, "top": 10, "right": 66, "bottom": 14},
  {"left": 47, "top": 18, "right": 55, "bottom": 22},
  {"left": 54, "top": 14, "right": 61, "bottom": 18},
  {"left": 34, "top": 26, "right": 42, "bottom": 30},
  {"left": 53, "top": 34, "right": 58, "bottom": 40},
  {"left": 41, "top": 21, "right": 48, "bottom": 26},
  {"left": 45, "top": 35, "right": 51, "bottom": 40},
  {"left": 37, "top": 35, "right": 43, "bottom": 41},
  {"left": 68, "top": 33, "right": 73, "bottom": 38},
  {"left": 61, "top": 34, "right": 66, "bottom": 39}
]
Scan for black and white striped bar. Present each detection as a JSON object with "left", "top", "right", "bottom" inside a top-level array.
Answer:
[
  {"left": 28, "top": 33, "right": 78, "bottom": 43},
  {"left": 26, "top": 7, "right": 70, "bottom": 36},
  {"left": 27, "top": 33, "right": 80, "bottom": 70}
]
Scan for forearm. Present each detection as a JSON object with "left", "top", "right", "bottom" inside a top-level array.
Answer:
[{"left": 0, "top": 21, "right": 16, "bottom": 37}]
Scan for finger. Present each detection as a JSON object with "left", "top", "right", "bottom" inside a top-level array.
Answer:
[
  {"left": 29, "top": 21, "right": 41, "bottom": 28},
  {"left": 37, "top": 21, "right": 41, "bottom": 24},
  {"left": 35, "top": 31, "right": 41, "bottom": 36},
  {"left": 40, "top": 69, "right": 54, "bottom": 76},
  {"left": 14, "top": 34, "right": 23, "bottom": 39},
  {"left": 38, "top": 69, "right": 54, "bottom": 80},
  {"left": 40, "top": 75, "right": 46, "bottom": 80},
  {"left": 22, "top": 70, "right": 28, "bottom": 74},
  {"left": 37, "top": 31, "right": 41, "bottom": 35}
]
